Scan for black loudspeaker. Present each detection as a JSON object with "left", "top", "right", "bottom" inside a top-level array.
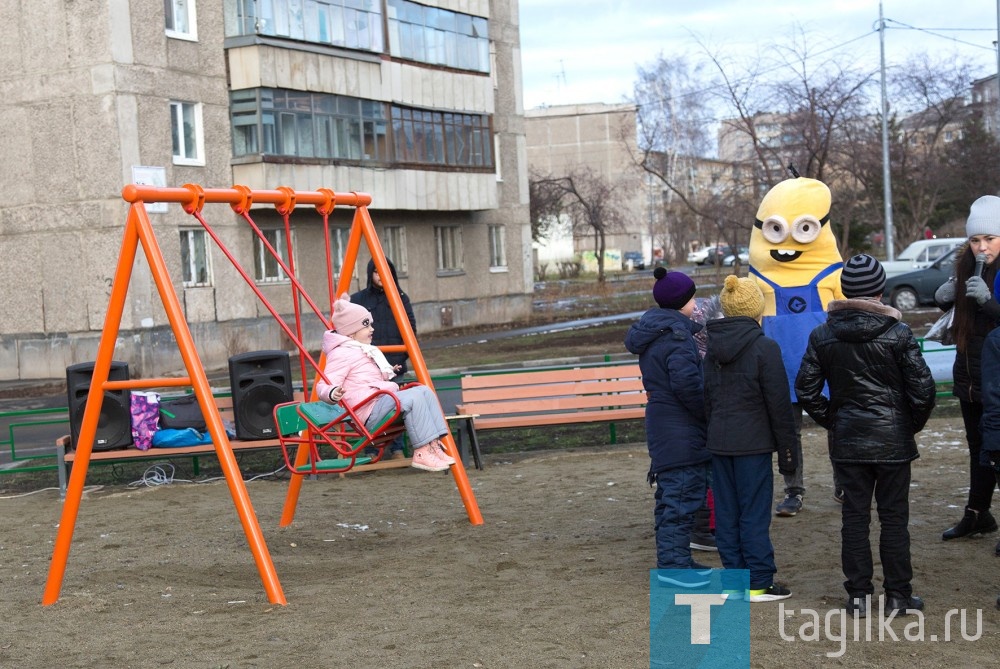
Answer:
[
  {"left": 228, "top": 350, "right": 294, "bottom": 440},
  {"left": 66, "top": 361, "right": 133, "bottom": 451}
]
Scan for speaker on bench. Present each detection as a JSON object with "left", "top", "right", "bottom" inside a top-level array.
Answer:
[
  {"left": 66, "top": 360, "right": 133, "bottom": 451},
  {"left": 228, "top": 351, "right": 294, "bottom": 440}
]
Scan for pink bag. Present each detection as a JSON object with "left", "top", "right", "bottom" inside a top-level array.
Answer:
[{"left": 130, "top": 392, "right": 160, "bottom": 450}]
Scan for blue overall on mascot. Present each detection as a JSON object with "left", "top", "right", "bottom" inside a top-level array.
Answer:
[{"left": 748, "top": 177, "right": 844, "bottom": 400}]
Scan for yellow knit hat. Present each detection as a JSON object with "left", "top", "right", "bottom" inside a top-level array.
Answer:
[{"left": 720, "top": 275, "right": 764, "bottom": 321}]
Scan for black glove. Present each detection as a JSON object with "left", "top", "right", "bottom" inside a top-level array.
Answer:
[{"left": 988, "top": 451, "right": 1000, "bottom": 474}]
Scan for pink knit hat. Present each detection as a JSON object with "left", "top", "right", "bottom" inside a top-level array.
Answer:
[{"left": 331, "top": 295, "right": 373, "bottom": 336}]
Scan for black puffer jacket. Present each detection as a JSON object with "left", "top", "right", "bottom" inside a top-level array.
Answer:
[
  {"left": 795, "top": 298, "right": 936, "bottom": 464},
  {"left": 703, "top": 317, "right": 798, "bottom": 474}
]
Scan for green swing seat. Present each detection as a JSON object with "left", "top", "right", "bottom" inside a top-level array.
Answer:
[{"left": 273, "top": 392, "right": 405, "bottom": 475}]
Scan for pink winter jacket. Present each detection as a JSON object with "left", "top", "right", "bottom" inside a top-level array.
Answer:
[{"left": 316, "top": 330, "right": 398, "bottom": 424}]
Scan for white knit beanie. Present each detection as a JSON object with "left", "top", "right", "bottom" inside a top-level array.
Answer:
[{"left": 966, "top": 195, "right": 1000, "bottom": 238}]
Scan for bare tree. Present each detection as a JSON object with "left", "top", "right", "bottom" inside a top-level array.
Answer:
[
  {"left": 530, "top": 168, "right": 631, "bottom": 282},
  {"left": 630, "top": 32, "right": 994, "bottom": 262}
]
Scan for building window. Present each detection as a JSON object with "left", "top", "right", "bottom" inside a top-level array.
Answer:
[
  {"left": 435, "top": 226, "right": 462, "bottom": 272},
  {"left": 180, "top": 229, "right": 212, "bottom": 286},
  {"left": 226, "top": 0, "right": 383, "bottom": 53},
  {"left": 387, "top": 0, "right": 489, "bottom": 73},
  {"left": 171, "top": 101, "right": 204, "bottom": 165},
  {"left": 230, "top": 89, "right": 387, "bottom": 162},
  {"left": 488, "top": 225, "right": 506, "bottom": 269},
  {"left": 254, "top": 228, "right": 292, "bottom": 283},
  {"left": 391, "top": 106, "right": 492, "bottom": 168},
  {"left": 165, "top": 0, "right": 197, "bottom": 40},
  {"left": 382, "top": 225, "right": 408, "bottom": 275},
  {"left": 230, "top": 88, "right": 493, "bottom": 170},
  {"left": 328, "top": 227, "right": 351, "bottom": 273}
]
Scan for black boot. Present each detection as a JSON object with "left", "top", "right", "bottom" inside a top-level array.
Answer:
[
  {"left": 690, "top": 501, "right": 717, "bottom": 551},
  {"left": 942, "top": 507, "right": 999, "bottom": 541}
]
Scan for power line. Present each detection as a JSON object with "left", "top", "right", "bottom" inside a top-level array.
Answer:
[{"left": 884, "top": 18, "right": 997, "bottom": 52}]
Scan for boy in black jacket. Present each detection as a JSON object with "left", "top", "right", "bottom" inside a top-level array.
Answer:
[
  {"left": 704, "top": 275, "right": 798, "bottom": 602},
  {"left": 796, "top": 254, "right": 936, "bottom": 617}
]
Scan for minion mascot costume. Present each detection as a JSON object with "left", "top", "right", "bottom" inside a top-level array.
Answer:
[{"left": 748, "top": 177, "right": 845, "bottom": 516}]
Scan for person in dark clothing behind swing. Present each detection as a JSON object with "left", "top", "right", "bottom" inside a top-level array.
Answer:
[{"left": 351, "top": 258, "right": 417, "bottom": 459}]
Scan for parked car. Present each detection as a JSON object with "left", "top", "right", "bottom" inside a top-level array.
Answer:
[
  {"left": 881, "top": 246, "right": 958, "bottom": 311},
  {"left": 686, "top": 246, "right": 715, "bottom": 265},
  {"left": 722, "top": 246, "right": 749, "bottom": 266},
  {"left": 881, "top": 237, "right": 965, "bottom": 278},
  {"left": 623, "top": 251, "right": 646, "bottom": 270}
]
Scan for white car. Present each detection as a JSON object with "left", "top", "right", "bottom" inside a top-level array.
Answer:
[
  {"left": 686, "top": 247, "right": 713, "bottom": 265},
  {"left": 882, "top": 237, "right": 965, "bottom": 278}
]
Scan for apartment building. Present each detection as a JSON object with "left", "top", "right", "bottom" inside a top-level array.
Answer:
[
  {"left": 0, "top": 0, "right": 531, "bottom": 381},
  {"left": 525, "top": 103, "right": 651, "bottom": 269}
]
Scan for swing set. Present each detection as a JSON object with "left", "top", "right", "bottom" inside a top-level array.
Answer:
[{"left": 42, "top": 183, "right": 483, "bottom": 607}]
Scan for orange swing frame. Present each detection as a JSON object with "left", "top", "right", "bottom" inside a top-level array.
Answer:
[{"left": 42, "top": 184, "right": 483, "bottom": 607}]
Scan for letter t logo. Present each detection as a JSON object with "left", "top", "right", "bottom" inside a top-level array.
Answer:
[{"left": 674, "top": 594, "right": 727, "bottom": 644}]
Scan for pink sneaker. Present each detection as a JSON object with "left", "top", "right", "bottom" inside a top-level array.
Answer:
[
  {"left": 410, "top": 444, "right": 450, "bottom": 472},
  {"left": 434, "top": 441, "right": 456, "bottom": 466}
]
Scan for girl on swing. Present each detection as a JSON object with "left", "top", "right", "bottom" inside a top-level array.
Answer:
[{"left": 316, "top": 295, "right": 455, "bottom": 472}]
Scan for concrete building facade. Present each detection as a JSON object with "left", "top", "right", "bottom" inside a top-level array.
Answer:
[
  {"left": 0, "top": 0, "right": 532, "bottom": 381},
  {"left": 525, "top": 103, "right": 652, "bottom": 269}
]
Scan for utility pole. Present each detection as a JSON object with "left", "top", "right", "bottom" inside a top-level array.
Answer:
[
  {"left": 996, "top": 0, "right": 1000, "bottom": 139},
  {"left": 879, "top": 1, "right": 895, "bottom": 260}
]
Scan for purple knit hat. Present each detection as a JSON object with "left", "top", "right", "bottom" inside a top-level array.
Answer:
[{"left": 652, "top": 267, "right": 696, "bottom": 309}]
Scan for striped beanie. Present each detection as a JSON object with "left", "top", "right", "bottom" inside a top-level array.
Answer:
[{"left": 841, "top": 254, "right": 886, "bottom": 298}]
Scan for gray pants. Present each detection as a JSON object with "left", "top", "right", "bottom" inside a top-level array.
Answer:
[
  {"left": 782, "top": 404, "right": 806, "bottom": 496},
  {"left": 365, "top": 385, "right": 448, "bottom": 449},
  {"left": 782, "top": 403, "right": 841, "bottom": 497}
]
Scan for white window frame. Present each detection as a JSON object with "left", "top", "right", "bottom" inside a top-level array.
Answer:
[
  {"left": 488, "top": 224, "right": 507, "bottom": 271},
  {"left": 165, "top": 0, "right": 198, "bottom": 41},
  {"left": 382, "top": 225, "right": 408, "bottom": 276},
  {"left": 170, "top": 101, "right": 205, "bottom": 166},
  {"left": 180, "top": 228, "right": 213, "bottom": 287},
  {"left": 254, "top": 228, "right": 294, "bottom": 283},
  {"left": 435, "top": 225, "right": 463, "bottom": 273}
]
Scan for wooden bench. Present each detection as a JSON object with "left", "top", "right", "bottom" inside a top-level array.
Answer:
[
  {"left": 57, "top": 394, "right": 483, "bottom": 493},
  {"left": 455, "top": 364, "right": 646, "bottom": 439},
  {"left": 56, "top": 393, "right": 302, "bottom": 493}
]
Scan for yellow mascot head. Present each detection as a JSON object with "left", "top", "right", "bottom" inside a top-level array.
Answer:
[{"left": 749, "top": 177, "right": 844, "bottom": 314}]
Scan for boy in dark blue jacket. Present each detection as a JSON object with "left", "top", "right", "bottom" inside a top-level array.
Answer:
[
  {"left": 704, "top": 275, "right": 797, "bottom": 602},
  {"left": 625, "top": 267, "right": 710, "bottom": 587}
]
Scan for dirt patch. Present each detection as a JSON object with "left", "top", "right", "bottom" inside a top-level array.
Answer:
[{"left": 1, "top": 414, "right": 998, "bottom": 667}]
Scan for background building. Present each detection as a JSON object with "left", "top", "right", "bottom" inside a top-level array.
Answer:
[
  {"left": 0, "top": 0, "right": 532, "bottom": 382},
  {"left": 525, "top": 103, "right": 651, "bottom": 270}
]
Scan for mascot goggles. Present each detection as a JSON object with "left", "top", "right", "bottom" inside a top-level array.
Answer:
[{"left": 755, "top": 212, "right": 830, "bottom": 245}]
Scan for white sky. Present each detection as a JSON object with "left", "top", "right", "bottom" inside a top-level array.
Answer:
[{"left": 519, "top": 0, "right": 1000, "bottom": 109}]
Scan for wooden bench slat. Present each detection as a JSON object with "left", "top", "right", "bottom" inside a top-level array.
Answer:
[
  {"left": 457, "top": 393, "right": 646, "bottom": 417},
  {"left": 459, "top": 364, "right": 641, "bottom": 389},
  {"left": 472, "top": 408, "right": 644, "bottom": 430},
  {"left": 460, "top": 379, "right": 644, "bottom": 403}
]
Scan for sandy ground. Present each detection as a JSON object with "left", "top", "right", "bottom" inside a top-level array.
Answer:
[{"left": 1, "top": 414, "right": 999, "bottom": 668}]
